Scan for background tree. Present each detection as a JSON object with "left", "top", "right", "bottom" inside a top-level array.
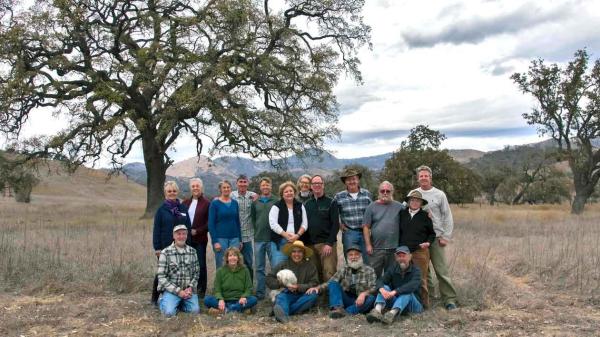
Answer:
[
  {"left": 512, "top": 49, "right": 600, "bottom": 214},
  {"left": 0, "top": 0, "right": 370, "bottom": 216},
  {"left": 382, "top": 125, "right": 479, "bottom": 203},
  {"left": 249, "top": 170, "right": 295, "bottom": 195},
  {"left": 0, "top": 151, "right": 40, "bottom": 203}
]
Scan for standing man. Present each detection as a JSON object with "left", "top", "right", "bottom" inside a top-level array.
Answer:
[
  {"left": 231, "top": 174, "right": 258, "bottom": 280},
  {"left": 410, "top": 165, "right": 457, "bottom": 310},
  {"left": 334, "top": 168, "right": 372, "bottom": 263},
  {"left": 156, "top": 225, "right": 200, "bottom": 317},
  {"left": 363, "top": 181, "right": 405, "bottom": 278},
  {"left": 304, "top": 175, "right": 340, "bottom": 282},
  {"left": 251, "top": 177, "right": 278, "bottom": 300}
]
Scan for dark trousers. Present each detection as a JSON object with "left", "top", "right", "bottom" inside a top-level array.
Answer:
[
  {"left": 190, "top": 242, "right": 208, "bottom": 296},
  {"left": 151, "top": 255, "right": 160, "bottom": 303}
]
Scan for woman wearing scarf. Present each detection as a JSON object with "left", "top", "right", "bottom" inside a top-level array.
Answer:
[
  {"left": 151, "top": 180, "right": 192, "bottom": 305},
  {"left": 204, "top": 247, "right": 257, "bottom": 314}
]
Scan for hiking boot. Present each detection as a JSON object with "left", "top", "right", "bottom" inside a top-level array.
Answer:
[
  {"left": 445, "top": 303, "right": 457, "bottom": 310},
  {"left": 382, "top": 311, "right": 397, "bottom": 324},
  {"left": 208, "top": 308, "right": 222, "bottom": 316},
  {"left": 329, "top": 307, "right": 346, "bottom": 319},
  {"left": 366, "top": 308, "right": 383, "bottom": 323},
  {"left": 243, "top": 307, "right": 255, "bottom": 315},
  {"left": 273, "top": 304, "right": 289, "bottom": 323}
]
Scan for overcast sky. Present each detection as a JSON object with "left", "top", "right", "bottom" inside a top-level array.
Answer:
[{"left": 13, "top": 0, "right": 600, "bottom": 164}]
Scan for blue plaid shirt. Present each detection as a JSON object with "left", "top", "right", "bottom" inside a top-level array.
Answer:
[{"left": 334, "top": 188, "right": 373, "bottom": 229}]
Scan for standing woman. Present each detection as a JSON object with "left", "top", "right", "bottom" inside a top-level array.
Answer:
[
  {"left": 269, "top": 181, "right": 308, "bottom": 267},
  {"left": 182, "top": 177, "right": 210, "bottom": 298},
  {"left": 152, "top": 181, "right": 191, "bottom": 305},
  {"left": 208, "top": 180, "right": 242, "bottom": 269}
]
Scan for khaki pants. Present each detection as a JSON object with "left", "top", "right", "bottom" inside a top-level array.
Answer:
[
  {"left": 428, "top": 239, "right": 457, "bottom": 306},
  {"left": 411, "top": 247, "right": 430, "bottom": 308},
  {"left": 309, "top": 243, "right": 338, "bottom": 283}
]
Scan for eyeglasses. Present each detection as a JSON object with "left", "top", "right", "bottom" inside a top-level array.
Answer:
[
  {"left": 379, "top": 189, "right": 392, "bottom": 194},
  {"left": 311, "top": 182, "right": 323, "bottom": 186},
  {"left": 166, "top": 190, "right": 178, "bottom": 193}
]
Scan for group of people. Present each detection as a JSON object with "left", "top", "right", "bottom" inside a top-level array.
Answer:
[{"left": 151, "top": 165, "right": 458, "bottom": 324}]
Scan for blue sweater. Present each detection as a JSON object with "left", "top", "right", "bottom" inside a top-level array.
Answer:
[
  {"left": 208, "top": 199, "right": 242, "bottom": 241},
  {"left": 152, "top": 202, "right": 192, "bottom": 251}
]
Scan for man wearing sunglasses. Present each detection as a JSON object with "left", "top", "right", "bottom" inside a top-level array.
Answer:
[{"left": 362, "top": 181, "right": 405, "bottom": 278}]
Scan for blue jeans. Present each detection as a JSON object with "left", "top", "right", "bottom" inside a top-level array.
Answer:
[
  {"left": 254, "top": 241, "right": 274, "bottom": 299},
  {"left": 190, "top": 242, "right": 207, "bottom": 295},
  {"left": 342, "top": 229, "right": 368, "bottom": 264},
  {"left": 159, "top": 292, "right": 200, "bottom": 317},
  {"left": 213, "top": 237, "right": 241, "bottom": 269},
  {"left": 204, "top": 295, "right": 258, "bottom": 312},
  {"left": 274, "top": 289, "right": 318, "bottom": 317},
  {"left": 271, "top": 238, "right": 288, "bottom": 268},
  {"left": 241, "top": 240, "right": 254, "bottom": 280},
  {"left": 328, "top": 281, "right": 375, "bottom": 314},
  {"left": 375, "top": 286, "right": 423, "bottom": 314}
]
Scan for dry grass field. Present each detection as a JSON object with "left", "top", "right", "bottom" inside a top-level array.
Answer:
[{"left": 0, "top": 167, "right": 599, "bottom": 336}]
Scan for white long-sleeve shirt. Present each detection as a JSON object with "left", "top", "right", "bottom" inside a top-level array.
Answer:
[
  {"left": 411, "top": 186, "right": 454, "bottom": 240},
  {"left": 268, "top": 204, "right": 308, "bottom": 235}
]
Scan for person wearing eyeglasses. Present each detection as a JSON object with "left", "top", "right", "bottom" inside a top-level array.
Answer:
[
  {"left": 296, "top": 174, "right": 313, "bottom": 203},
  {"left": 151, "top": 181, "right": 192, "bottom": 306},
  {"left": 362, "top": 181, "right": 405, "bottom": 278}
]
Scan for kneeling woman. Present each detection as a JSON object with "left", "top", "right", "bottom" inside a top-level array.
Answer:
[{"left": 204, "top": 247, "right": 257, "bottom": 314}]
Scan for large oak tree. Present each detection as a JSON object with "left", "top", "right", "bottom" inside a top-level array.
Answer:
[
  {"left": 512, "top": 49, "right": 600, "bottom": 214},
  {"left": 0, "top": 0, "right": 370, "bottom": 215}
]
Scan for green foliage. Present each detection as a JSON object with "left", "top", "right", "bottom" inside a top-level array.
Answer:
[
  {"left": 382, "top": 125, "right": 479, "bottom": 203},
  {"left": 0, "top": 151, "right": 39, "bottom": 203},
  {"left": 512, "top": 49, "right": 600, "bottom": 213},
  {"left": 249, "top": 170, "right": 295, "bottom": 196}
]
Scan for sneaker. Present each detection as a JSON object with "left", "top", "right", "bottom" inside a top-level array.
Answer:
[
  {"left": 382, "top": 311, "right": 397, "bottom": 324},
  {"left": 208, "top": 308, "right": 222, "bottom": 316},
  {"left": 366, "top": 309, "right": 383, "bottom": 323},
  {"left": 445, "top": 303, "right": 457, "bottom": 310},
  {"left": 273, "top": 304, "right": 289, "bottom": 323},
  {"left": 329, "top": 307, "right": 346, "bottom": 319}
]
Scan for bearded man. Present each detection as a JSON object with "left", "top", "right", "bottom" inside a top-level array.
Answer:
[
  {"left": 307, "top": 245, "right": 377, "bottom": 318},
  {"left": 362, "top": 181, "right": 405, "bottom": 277}
]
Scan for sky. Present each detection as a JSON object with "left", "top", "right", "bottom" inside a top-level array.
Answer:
[{"left": 10, "top": 0, "right": 600, "bottom": 164}]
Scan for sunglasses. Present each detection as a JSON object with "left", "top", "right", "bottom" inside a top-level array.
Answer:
[{"left": 379, "top": 189, "right": 392, "bottom": 194}]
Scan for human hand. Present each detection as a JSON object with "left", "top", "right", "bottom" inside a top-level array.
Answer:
[
  {"left": 214, "top": 242, "right": 222, "bottom": 251},
  {"left": 239, "top": 297, "right": 247, "bottom": 306},
  {"left": 355, "top": 293, "right": 366, "bottom": 306},
  {"left": 322, "top": 244, "right": 332, "bottom": 256},
  {"left": 438, "top": 238, "right": 448, "bottom": 247},
  {"left": 191, "top": 229, "right": 197, "bottom": 235},
  {"left": 155, "top": 251, "right": 161, "bottom": 258},
  {"left": 306, "top": 287, "right": 320, "bottom": 295},
  {"left": 218, "top": 299, "right": 226, "bottom": 311},
  {"left": 419, "top": 242, "right": 430, "bottom": 249},
  {"left": 366, "top": 244, "right": 373, "bottom": 255}
]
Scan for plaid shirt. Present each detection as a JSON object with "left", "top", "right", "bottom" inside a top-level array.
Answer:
[
  {"left": 232, "top": 190, "right": 257, "bottom": 242},
  {"left": 321, "top": 263, "right": 377, "bottom": 295},
  {"left": 334, "top": 188, "right": 373, "bottom": 229},
  {"left": 156, "top": 242, "right": 199, "bottom": 294}
]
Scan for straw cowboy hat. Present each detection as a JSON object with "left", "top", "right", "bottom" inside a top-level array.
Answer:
[
  {"left": 281, "top": 240, "right": 313, "bottom": 258},
  {"left": 340, "top": 168, "right": 362, "bottom": 183}
]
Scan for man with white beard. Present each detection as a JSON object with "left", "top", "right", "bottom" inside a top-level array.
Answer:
[
  {"left": 306, "top": 245, "right": 377, "bottom": 318},
  {"left": 362, "top": 181, "right": 405, "bottom": 277}
]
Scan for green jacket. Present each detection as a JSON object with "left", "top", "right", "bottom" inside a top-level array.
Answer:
[
  {"left": 213, "top": 265, "right": 253, "bottom": 301},
  {"left": 251, "top": 195, "right": 277, "bottom": 242}
]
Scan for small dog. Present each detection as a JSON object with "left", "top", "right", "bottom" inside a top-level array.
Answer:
[{"left": 269, "top": 269, "right": 297, "bottom": 302}]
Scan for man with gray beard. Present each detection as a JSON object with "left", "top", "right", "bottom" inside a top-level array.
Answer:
[
  {"left": 363, "top": 181, "right": 405, "bottom": 277},
  {"left": 307, "top": 245, "right": 377, "bottom": 318}
]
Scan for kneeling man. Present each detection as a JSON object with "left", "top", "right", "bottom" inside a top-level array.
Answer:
[
  {"left": 366, "top": 246, "right": 423, "bottom": 324},
  {"left": 307, "top": 245, "right": 377, "bottom": 318},
  {"left": 266, "top": 241, "right": 319, "bottom": 323},
  {"left": 156, "top": 225, "right": 200, "bottom": 317}
]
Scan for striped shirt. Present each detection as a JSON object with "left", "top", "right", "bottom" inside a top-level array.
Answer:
[
  {"left": 156, "top": 242, "right": 199, "bottom": 294},
  {"left": 232, "top": 190, "right": 257, "bottom": 242},
  {"left": 334, "top": 188, "right": 373, "bottom": 229}
]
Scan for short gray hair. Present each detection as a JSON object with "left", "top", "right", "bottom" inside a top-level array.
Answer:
[
  {"left": 379, "top": 180, "right": 394, "bottom": 191},
  {"left": 189, "top": 177, "right": 204, "bottom": 189},
  {"left": 416, "top": 165, "right": 432, "bottom": 176}
]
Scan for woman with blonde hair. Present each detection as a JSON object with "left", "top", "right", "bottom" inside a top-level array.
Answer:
[
  {"left": 151, "top": 181, "right": 192, "bottom": 305},
  {"left": 204, "top": 247, "right": 257, "bottom": 314},
  {"left": 269, "top": 181, "right": 308, "bottom": 267}
]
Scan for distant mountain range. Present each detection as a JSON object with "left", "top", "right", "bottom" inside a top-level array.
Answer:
[{"left": 121, "top": 149, "right": 485, "bottom": 196}]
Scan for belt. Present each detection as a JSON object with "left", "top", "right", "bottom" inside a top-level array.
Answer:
[{"left": 346, "top": 226, "right": 363, "bottom": 231}]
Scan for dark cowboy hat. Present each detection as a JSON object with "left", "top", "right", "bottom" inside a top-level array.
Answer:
[
  {"left": 340, "top": 168, "right": 362, "bottom": 183},
  {"left": 404, "top": 190, "right": 428, "bottom": 206}
]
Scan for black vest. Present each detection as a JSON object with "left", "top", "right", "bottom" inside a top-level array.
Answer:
[{"left": 271, "top": 199, "right": 303, "bottom": 242}]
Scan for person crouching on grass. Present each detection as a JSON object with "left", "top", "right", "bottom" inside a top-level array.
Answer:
[
  {"left": 204, "top": 247, "right": 257, "bottom": 314},
  {"left": 266, "top": 240, "right": 319, "bottom": 323},
  {"left": 156, "top": 225, "right": 200, "bottom": 317},
  {"left": 306, "top": 245, "right": 377, "bottom": 319},
  {"left": 366, "top": 246, "right": 423, "bottom": 325}
]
